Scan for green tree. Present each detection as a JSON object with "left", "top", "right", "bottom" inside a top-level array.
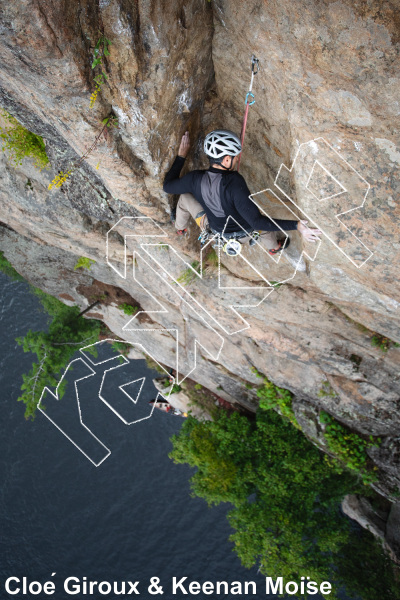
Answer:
[
  {"left": 255, "top": 368, "right": 380, "bottom": 483},
  {"left": 16, "top": 286, "right": 102, "bottom": 419},
  {"left": 170, "top": 410, "right": 400, "bottom": 599}
]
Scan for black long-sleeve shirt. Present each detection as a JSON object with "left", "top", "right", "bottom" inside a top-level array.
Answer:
[{"left": 163, "top": 156, "right": 298, "bottom": 234}]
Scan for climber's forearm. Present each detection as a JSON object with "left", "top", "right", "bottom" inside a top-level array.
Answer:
[{"left": 163, "top": 156, "right": 187, "bottom": 194}]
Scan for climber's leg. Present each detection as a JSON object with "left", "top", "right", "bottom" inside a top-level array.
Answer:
[
  {"left": 175, "top": 193, "right": 208, "bottom": 231},
  {"left": 241, "top": 230, "right": 281, "bottom": 251},
  {"left": 259, "top": 230, "right": 281, "bottom": 251}
]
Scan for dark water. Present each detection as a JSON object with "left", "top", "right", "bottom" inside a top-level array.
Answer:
[{"left": 0, "top": 273, "right": 351, "bottom": 600}]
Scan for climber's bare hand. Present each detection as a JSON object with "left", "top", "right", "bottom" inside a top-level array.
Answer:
[
  {"left": 297, "top": 220, "right": 322, "bottom": 243},
  {"left": 178, "top": 131, "right": 190, "bottom": 158}
]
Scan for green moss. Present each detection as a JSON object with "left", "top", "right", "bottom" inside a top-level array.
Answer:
[
  {"left": 318, "top": 380, "right": 337, "bottom": 398},
  {"left": 330, "top": 305, "right": 399, "bottom": 351},
  {"left": 118, "top": 303, "right": 138, "bottom": 316},
  {"left": 0, "top": 110, "right": 49, "bottom": 171},
  {"left": 154, "top": 243, "right": 169, "bottom": 252},
  {"left": 176, "top": 261, "right": 201, "bottom": 286},
  {"left": 371, "top": 333, "right": 400, "bottom": 352},
  {"left": 74, "top": 257, "right": 96, "bottom": 271},
  {"left": 205, "top": 249, "right": 219, "bottom": 268}
]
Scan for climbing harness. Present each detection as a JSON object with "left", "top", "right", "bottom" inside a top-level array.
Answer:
[
  {"left": 249, "top": 230, "right": 260, "bottom": 246},
  {"left": 198, "top": 227, "right": 261, "bottom": 256},
  {"left": 237, "top": 55, "right": 259, "bottom": 172},
  {"left": 198, "top": 229, "right": 211, "bottom": 245}
]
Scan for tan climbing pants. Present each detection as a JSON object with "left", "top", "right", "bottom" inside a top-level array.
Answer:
[
  {"left": 175, "top": 193, "right": 280, "bottom": 250},
  {"left": 175, "top": 193, "right": 208, "bottom": 231}
]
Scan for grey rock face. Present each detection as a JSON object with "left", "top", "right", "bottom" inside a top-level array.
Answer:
[
  {"left": 386, "top": 503, "right": 400, "bottom": 561},
  {"left": 342, "top": 494, "right": 400, "bottom": 564}
]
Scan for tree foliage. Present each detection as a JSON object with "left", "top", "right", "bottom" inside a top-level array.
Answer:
[
  {"left": 15, "top": 286, "right": 101, "bottom": 419},
  {"left": 170, "top": 409, "right": 400, "bottom": 599},
  {"left": 319, "top": 410, "right": 380, "bottom": 484},
  {"left": 255, "top": 367, "right": 380, "bottom": 484}
]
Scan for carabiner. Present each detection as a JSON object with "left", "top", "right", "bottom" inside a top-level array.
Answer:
[
  {"left": 223, "top": 239, "right": 242, "bottom": 257},
  {"left": 251, "top": 56, "right": 259, "bottom": 75},
  {"left": 245, "top": 91, "right": 255, "bottom": 106},
  {"left": 198, "top": 230, "right": 210, "bottom": 245}
]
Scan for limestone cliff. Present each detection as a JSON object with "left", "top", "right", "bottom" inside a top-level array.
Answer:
[{"left": 0, "top": 0, "right": 399, "bottom": 532}]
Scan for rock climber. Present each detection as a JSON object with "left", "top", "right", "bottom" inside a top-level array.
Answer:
[{"left": 163, "top": 129, "right": 322, "bottom": 255}]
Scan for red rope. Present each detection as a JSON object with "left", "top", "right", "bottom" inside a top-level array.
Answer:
[
  {"left": 237, "top": 56, "right": 258, "bottom": 171},
  {"left": 237, "top": 100, "right": 251, "bottom": 172}
]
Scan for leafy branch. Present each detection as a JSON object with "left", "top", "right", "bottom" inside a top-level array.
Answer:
[
  {"left": 319, "top": 411, "right": 381, "bottom": 484},
  {"left": 90, "top": 35, "right": 111, "bottom": 108}
]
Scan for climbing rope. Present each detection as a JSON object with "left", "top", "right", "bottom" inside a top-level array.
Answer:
[
  {"left": 237, "top": 55, "right": 259, "bottom": 172},
  {"left": 196, "top": 55, "right": 260, "bottom": 252}
]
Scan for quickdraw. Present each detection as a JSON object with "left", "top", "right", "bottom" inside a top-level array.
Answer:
[{"left": 237, "top": 55, "right": 259, "bottom": 172}]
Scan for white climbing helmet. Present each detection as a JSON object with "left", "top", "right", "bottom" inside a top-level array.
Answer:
[{"left": 204, "top": 130, "right": 242, "bottom": 160}]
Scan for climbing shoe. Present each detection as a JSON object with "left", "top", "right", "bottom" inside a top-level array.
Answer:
[
  {"left": 268, "top": 237, "right": 290, "bottom": 255},
  {"left": 176, "top": 228, "right": 188, "bottom": 236}
]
